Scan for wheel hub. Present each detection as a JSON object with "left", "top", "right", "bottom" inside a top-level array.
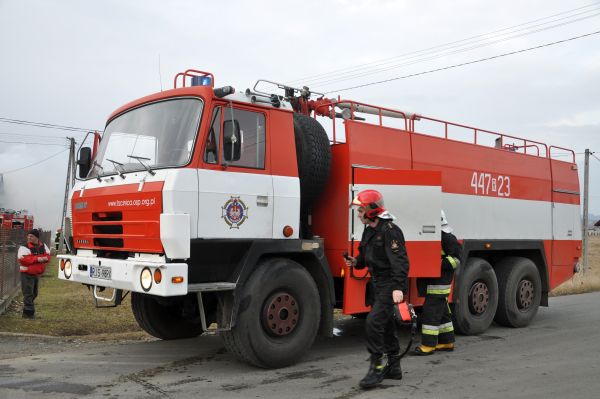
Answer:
[
  {"left": 469, "top": 282, "right": 490, "bottom": 315},
  {"left": 262, "top": 292, "right": 299, "bottom": 336},
  {"left": 517, "top": 279, "right": 534, "bottom": 310}
]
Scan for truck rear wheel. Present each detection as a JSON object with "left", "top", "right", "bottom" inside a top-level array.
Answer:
[
  {"left": 453, "top": 257, "right": 498, "bottom": 335},
  {"left": 494, "top": 257, "right": 541, "bottom": 328},
  {"left": 131, "top": 293, "right": 204, "bottom": 340},
  {"left": 220, "top": 257, "right": 321, "bottom": 368}
]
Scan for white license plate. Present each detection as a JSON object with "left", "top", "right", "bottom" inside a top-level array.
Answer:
[{"left": 89, "top": 265, "right": 111, "bottom": 280}]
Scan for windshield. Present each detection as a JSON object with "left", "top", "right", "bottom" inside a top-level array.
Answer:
[{"left": 89, "top": 98, "right": 203, "bottom": 178}]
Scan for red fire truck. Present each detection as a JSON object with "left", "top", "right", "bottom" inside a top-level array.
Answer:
[
  {"left": 0, "top": 208, "right": 34, "bottom": 230},
  {"left": 58, "top": 69, "right": 581, "bottom": 368}
]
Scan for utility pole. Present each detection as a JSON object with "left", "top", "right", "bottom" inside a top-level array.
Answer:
[
  {"left": 59, "top": 137, "right": 75, "bottom": 253},
  {"left": 582, "top": 149, "right": 590, "bottom": 274}
]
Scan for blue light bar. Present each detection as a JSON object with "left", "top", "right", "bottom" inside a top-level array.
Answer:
[{"left": 191, "top": 76, "right": 212, "bottom": 87}]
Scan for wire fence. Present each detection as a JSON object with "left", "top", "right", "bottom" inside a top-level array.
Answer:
[{"left": 0, "top": 227, "right": 51, "bottom": 312}]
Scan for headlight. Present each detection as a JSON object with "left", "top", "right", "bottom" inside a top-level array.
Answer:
[
  {"left": 64, "top": 260, "right": 72, "bottom": 279},
  {"left": 140, "top": 267, "right": 152, "bottom": 291}
]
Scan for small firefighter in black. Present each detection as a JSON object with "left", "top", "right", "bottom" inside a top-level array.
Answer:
[
  {"left": 413, "top": 210, "right": 462, "bottom": 355},
  {"left": 345, "top": 189, "right": 410, "bottom": 389}
]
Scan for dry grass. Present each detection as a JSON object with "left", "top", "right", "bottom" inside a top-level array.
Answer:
[
  {"left": 550, "top": 235, "right": 600, "bottom": 296},
  {"left": 0, "top": 257, "right": 145, "bottom": 339}
]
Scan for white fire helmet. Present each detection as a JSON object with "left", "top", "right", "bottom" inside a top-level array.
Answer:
[{"left": 441, "top": 210, "right": 453, "bottom": 233}]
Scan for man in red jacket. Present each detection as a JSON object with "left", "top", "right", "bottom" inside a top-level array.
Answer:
[{"left": 17, "top": 229, "right": 50, "bottom": 319}]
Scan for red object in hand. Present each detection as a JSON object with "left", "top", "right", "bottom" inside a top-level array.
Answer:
[{"left": 397, "top": 302, "right": 411, "bottom": 323}]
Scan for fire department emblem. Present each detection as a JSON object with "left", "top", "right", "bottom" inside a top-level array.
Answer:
[{"left": 222, "top": 197, "right": 248, "bottom": 229}]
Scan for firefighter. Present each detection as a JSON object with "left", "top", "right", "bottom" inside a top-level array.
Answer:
[
  {"left": 345, "top": 189, "right": 410, "bottom": 389},
  {"left": 17, "top": 229, "right": 50, "bottom": 319},
  {"left": 413, "top": 210, "right": 462, "bottom": 355}
]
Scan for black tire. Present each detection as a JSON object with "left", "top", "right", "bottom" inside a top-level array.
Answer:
[
  {"left": 453, "top": 257, "right": 499, "bottom": 335},
  {"left": 131, "top": 293, "right": 204, "bottom": 340},
  {"left": 293, "top": 114, "right": 331, "bottom": 225},
  {"left": 494, "top": 257, "right": 542, "bottom": 328},
  {"left": 220, "top": 257, "right": 321, "bottom": 368}
]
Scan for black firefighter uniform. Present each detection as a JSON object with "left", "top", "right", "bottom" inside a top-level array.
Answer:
[{"left": 417, "top": 230, "right": 462, "bottom": 348}]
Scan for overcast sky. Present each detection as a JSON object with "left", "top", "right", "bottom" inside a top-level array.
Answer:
[{"left": 0, "top": 0, "right": 599, "bottom": 231}]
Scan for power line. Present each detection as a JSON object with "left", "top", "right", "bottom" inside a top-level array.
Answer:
[
  {"left": 286, "top": 2, "right": 600, "bottom": 86},
  {"left": 0, "top": 117, "right": 102, "bottom": 133},
  {"left": 0, "top": 139, "right": 69, "bottom": 147},
  {"left": 0, "top": 131, "right": 68, "bottom": 140},
  {"left": 0, "top": 148, "right": 69, "bottom": 174},
  {"left": 326, "top": 30, "right": 600, "bottom": 94},
  {"left": 311, "top": 10, "right": 600, "bottom": 88},
  {"left": 0, "top": 132, "right": 71, "bottom": 140}
]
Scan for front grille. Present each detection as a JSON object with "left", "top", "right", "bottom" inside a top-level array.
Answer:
[
  {"left": 71, "top": 181, "right": 163, "bottom": 253},
  {"left": 92, "top": 225, "right": 123, "bottom": 234},
  {"left": 92, "top": 212, "right": 122, "bottom": 221},
  {"left": 93, "top": 238, "right": 124, "bottom": 248}
]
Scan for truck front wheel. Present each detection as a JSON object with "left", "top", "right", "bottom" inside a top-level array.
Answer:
[
  {"left": 220, "top": 257, "right": 321, "bottom": 368},
  {"left": 453, "top": 257, "right": 499, "bottom": 335},
  {"left": 131, "top": 293, "right": 204, "bottom": 340},
  {"left": 494, "top": 257, "right": 542, "bottom": 327}
]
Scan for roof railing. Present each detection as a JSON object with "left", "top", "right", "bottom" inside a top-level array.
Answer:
[
  {"left": 549, "top": 145, "right": 576, "bottom": 163},
  {"left": 313, "top": 98, "right": 563, "bottom": 160},
  {"left": 410, "top": 114, "right": 549, "bottom": 158},
  {"left": 173, "top": 69, "right": 215, "bottom": 89}
]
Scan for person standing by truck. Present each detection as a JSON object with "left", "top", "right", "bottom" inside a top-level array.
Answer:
[
  {"left": 413, "top": 210, "right": 462, "bottom": 355},
  {"left": 345, "top": 189, "right": 410, "bottom": 389},
  {"left": 18, "top": 229, "right": 50, "bottom": 319}
]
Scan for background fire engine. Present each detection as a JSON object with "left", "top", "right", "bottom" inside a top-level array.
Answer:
[
  {"left": 57, "top": 69, "right": 581, "bottom": 368},
  {"left": 0, "top": 209, "right": 34, "bottom": 230}
]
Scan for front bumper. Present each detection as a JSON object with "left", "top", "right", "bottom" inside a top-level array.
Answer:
[{"left": 57, "top": 254, "right": 188, "bottom": 296}]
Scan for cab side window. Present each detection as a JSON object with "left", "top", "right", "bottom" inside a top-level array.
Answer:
[
  {"left": 204, "top": 107, "right": 222, "bottom": 164},
  {"left": 222, "top": 107, "right": 265, "bottom": 169}
]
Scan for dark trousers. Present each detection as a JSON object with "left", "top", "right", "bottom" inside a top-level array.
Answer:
[
  {"left": 421, "top": 294, "right": 455, "bottom": 347},
  {"left": 366, "top": 281, "right": 399, "bottom": 357},
  {"left": 20, "top": 273, "right": 39, "bottom": 316}
]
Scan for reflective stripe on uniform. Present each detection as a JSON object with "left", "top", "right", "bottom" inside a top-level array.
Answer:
[
  {"left": 427, "top": 284, "right": 451, "bottom": 295},
  {"left": 19, "top": 266, "right": 29, "bottom": 272},
  {"left": 422, "top": 324, "right": 440, "bottom": 336},
  {"left": 446, "top": 256, "right": 459, "bottom": 269},
  {"left": 439, "top": 322, "right": 454, "bottom": 334}
]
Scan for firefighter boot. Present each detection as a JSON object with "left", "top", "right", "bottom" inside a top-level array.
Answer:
[
  {"left": 435, "top": 343, "right": 454, "bottom": 352},
  {"left": 412, "top": 345, "right": 436, "bottom": 356},
  {"left": 384, "top": 353, "right": 402, "bottom": 380},
  {"left": 359, "top": 355, "right": 385, "bottom": 389}
]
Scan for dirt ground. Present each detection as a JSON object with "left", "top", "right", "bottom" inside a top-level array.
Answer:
[{"left": 550, "top": 235, "right": 600, "bottom": 296}]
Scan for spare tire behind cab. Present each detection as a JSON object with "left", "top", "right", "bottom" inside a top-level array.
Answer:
[{"left": 293, "top": 114, "right": 331, "bottom": 238}]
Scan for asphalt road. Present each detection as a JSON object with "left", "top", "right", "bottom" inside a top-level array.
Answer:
[{"left": 1, "top": 292, "right": 599, "bottom": 399}]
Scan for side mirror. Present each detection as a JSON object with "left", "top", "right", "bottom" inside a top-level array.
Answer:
[
  {"left": 77, "top": 147, "right": 92, "bottom": 178},
  {"left": 223, "top": 119, "right": 242, "bottom": 162}
]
